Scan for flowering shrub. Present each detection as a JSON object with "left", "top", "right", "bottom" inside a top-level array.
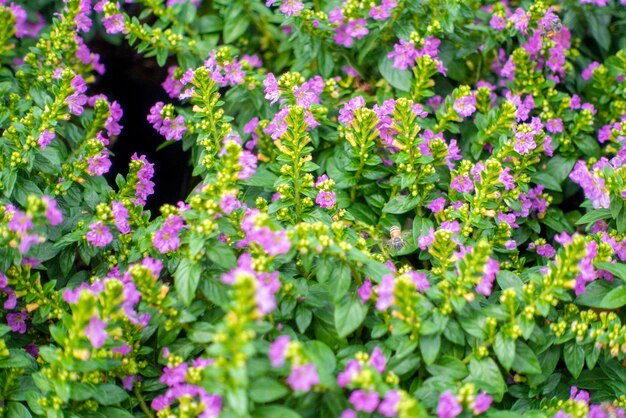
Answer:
[{"left": 3, "top": 0, "right": 626, "bottom": 417}]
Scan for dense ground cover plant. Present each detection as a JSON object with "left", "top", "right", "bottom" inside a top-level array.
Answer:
[{"left": 3, "top": 0, "right": 626, "bottom": 417}]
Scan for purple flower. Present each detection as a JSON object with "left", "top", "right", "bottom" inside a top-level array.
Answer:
[
  {"left": 490, "top": 14, "right": 506, "bottom": 30},
  {"left": 339, "top": 410, "right": 357, "bottom": 418},
  {"left": 358, "top": 279, "right": 372, "bottom": 302},
  {"left": 450, "top": 174, "right": 474, "bottom": 193},
  {"left": 86, "top": 221, "right": 113, "bottom": 247},
  {"left": 387, "top": 39, "right": 418, "bottom": 70},
  {"left": 239, "top": 150, "right": 257, "bottom": 180},
  {"left": 220, "top": 194, "right": 241, "bottom": 215},
  {"left": 569, "top": 161, "right": 610, "bottom": 209},
  {"left": 269, "top": 335, "right": 290, "bottom": 367},
  {"left": 582, "top": 61, "right": 600, "bottom": 80},
  {"left": 153, "top": 215, "right": 184, "bottom": 253},
  {"left": 66, "top": 93, "right": 88, "bottom": 115},
  {"left": 263, "top": 73, "right": 280, "bottom": 105},
  {"left": 8, "top": 210, "right": 32, "bottom": 233},
  {"left": 224, "top": 60, "right": 245, "bottom": 85},
  {"left": 338, "top": 96, "right": 366, "bottom": 124},
  {"left": 408, "top": 271, "right": 430, "bottom": 291},
  {"left": 453, "top": 95, "right": 477, "bottom": 117},
  {"left": 574, "top": 241, "right": 598, "bottom": 296},
  {"left": 570, "top": 386, "right": 590, "bottom": 404},
  {"left": 25, "top": 343, "right": 39, "bottom": 358},
  {"left": 378, "top": 390, "right": 401, "bottom": 417},
  {"left": 122, "top": 375, "right": 135, "bottom": 391},
  {"left": 160, "top": 115, "right": 187, "bottom": 141},
  {"left": 537, "top": 244, "right": 555, "bottom": 258},
  {"left": 102, "top": 13, "right": 125, "bottom": 34},
  {"left": 7, "top": 311, "right": 28, "bottom": 334},
  {"left": 499, "top": 167, "right": 515, "bottom": 190},
  {"left": 160, "top": 363, "right": 188, "bottom": 386},
  {"left": 279, "top": 0, "right": 304, "bottom": 16},
  {"left": 338, "top": 360, "right": 361, "bottom": 387},
  {"left": 286, "top": 363, "right": 319, "bottom": 391},
  {"left": 147, "top": 102, "right": 165, "bottom": 131},
  {"left": 112, "top": 201, "right": 130, "bottom": 234},
  {"left": 437, "top": 391, "right": 462, "bottom": 418},
  {"left": 316, "top": 190, "right": 336, "bottom": 209},
  {"left": 85, "top": 316, "right": 108, "bottom": 348},
  {"left": 476, "top": 258, "right": 500, "bottom": 296},
  {"left": 376, "top": 273, "right": 395, "bottom": 311},
  {"left": 418, "top": 228, "right": 435, "bottom": 250},
  {"left": 349, "top": 390, "right": 380, "bottom": 413},
  {"left": 370, "top": 347, "right": 387, "bottom": 373},
  {"left": 87, "top": 152, "right": 112, "bottom": 176},
  {"left": 546, "top": 118, "right": 563, "bottom": 134},
  {"left": 131, "top": 153, "right": 156, "bottom": 206},
  {"left": 510, "top": 8, "right": 529, "bottom": 34},
  {"left": 427, "top": 197, "right": 446, "bottom": 213},
  {"left": 513, "top": 131, "right": 536, "bottom": 155},
  {"left": 473, "top": 392, "right": 493, "bottom": 414},
  {"left": 345, "top": 18, "right": 368, "bottom": 39},
  {"left": 38, "top": 130, "right": 55, "bottom": 148},
  {"left": 42, "top": 196, "right": 63, "bottom": 226}
]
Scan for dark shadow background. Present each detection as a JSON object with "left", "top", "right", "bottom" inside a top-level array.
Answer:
[{"left": 89, "top": 39, "right": 190, "bottom": 216}]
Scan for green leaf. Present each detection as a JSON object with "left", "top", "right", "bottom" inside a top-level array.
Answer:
[
  {"left": 223, "top": 11, "right": 250, "bottom": 43},
  {"left": 419, "top": 334, "right": 441, "bottom": 365},
  {"left": 378, "top": 55, "right": 412, "bottom": 92},
  {"left": 328, "top": 262, "right": 351, "bottom": 302},
  {"left": 295, "top": 305, "right": 313, "bottom": 333},
  {"left": 512, "top": 341, "right": 541, "bottom": 375},
  {"left": 7, "top": 402, "right": 32, "bottom": 418},
  {"left": 467, "top": 358, "right": 506, "bottom": 401},
  {"left": 382, "top": 195, "right": 420, "bottom": 214},
  {"left": 573, "top": 135, "right": 601, "bottom": 159},
  {"left": 496, "top": 271, "right": 523, "bottom": 295},
  {"left": 93, "top": 384, "right": 129, "bottom": 406},
  {"left": 100, "top": 408, "right": 135, "bottom": 418},
  {"left": 307, "top": 340, "right": 336, "bottom": 374},
  {"left": 597, "top": 287, "right": 626, "bottom": 309},
  {"left": 249, "top": 378, "right": 289, "bottom": 403},
  {"left": 174, "top": 259, "right": 202, "bottom": 306},
  {"left": 207, "top": 241, "right": 237, "bottom": 269},
  {"left": 595, "top": 261, "right": 626, "bottom": 282},
  {"left": 254, "top": 406, "right": 303, "bottom": 418},
  {"left": 0, "top": 349, "right": 36, "bottom": 370},
  {"left": 426, "top": 356, "right": 468, "bottom": 380},
  {"left": 564, "top": 342, "right": 585, "bottom": 378},
  {"left": 494, "top": 332, "right": 515, "bottom": 370},
  {"left": 575, "top": 281, "right": 626, "bottom": 309},
  {"left": 334, "top": 292, "right": 367, "bottom": 337},
  {"left": 575, "top": 209, "right": 612, "bottom": 225},
  {"left": 531, "top": 172, "right": 561, "bottom": 192}
]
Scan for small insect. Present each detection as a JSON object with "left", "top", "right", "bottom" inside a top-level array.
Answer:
[
  {"left": 386, "top": 225, "right": 410, "bottom": 251},
  {"left": 541, "top": 18, "right": 563, "bottom": 39}
]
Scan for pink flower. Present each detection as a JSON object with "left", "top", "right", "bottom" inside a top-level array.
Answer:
[
  {"left": 453, "top": 95, "right": 477, "bottom": 117},
  {"left": 269, "top": 335, "right": 290, "bottom": 367},
  {"left": 437, "top": 391, "right": 462, "bottom": 418},
  {"left": 286, "top": 364, "right": 319, "bottom": 391},
  {"left": 316, "top": 190, "right": 336, "bottom": 209},
  {"left": 85, "top": 316, "right": 108, "bottom": 348},
  {"left": 349, "top": 390, "right": 380, "bottom": 413},
  {"left": 7, "top": 311, "right": 28, "bottom": 334},
  {"left": 38, "top": 130, "right": 55, "bottom": 148},
  {"left": 86, "top": 221, "right": 113, "bottom": 247},
  {"left": 42, "top": 196, "right": 63, "bottom": 226},
  {"left": 375, "top": 274, "right": 395, "bottom": 311}
]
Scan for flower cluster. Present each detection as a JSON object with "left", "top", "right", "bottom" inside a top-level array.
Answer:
[{"left": 3, "top": 0, "right": 626, "bottom": 417}]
